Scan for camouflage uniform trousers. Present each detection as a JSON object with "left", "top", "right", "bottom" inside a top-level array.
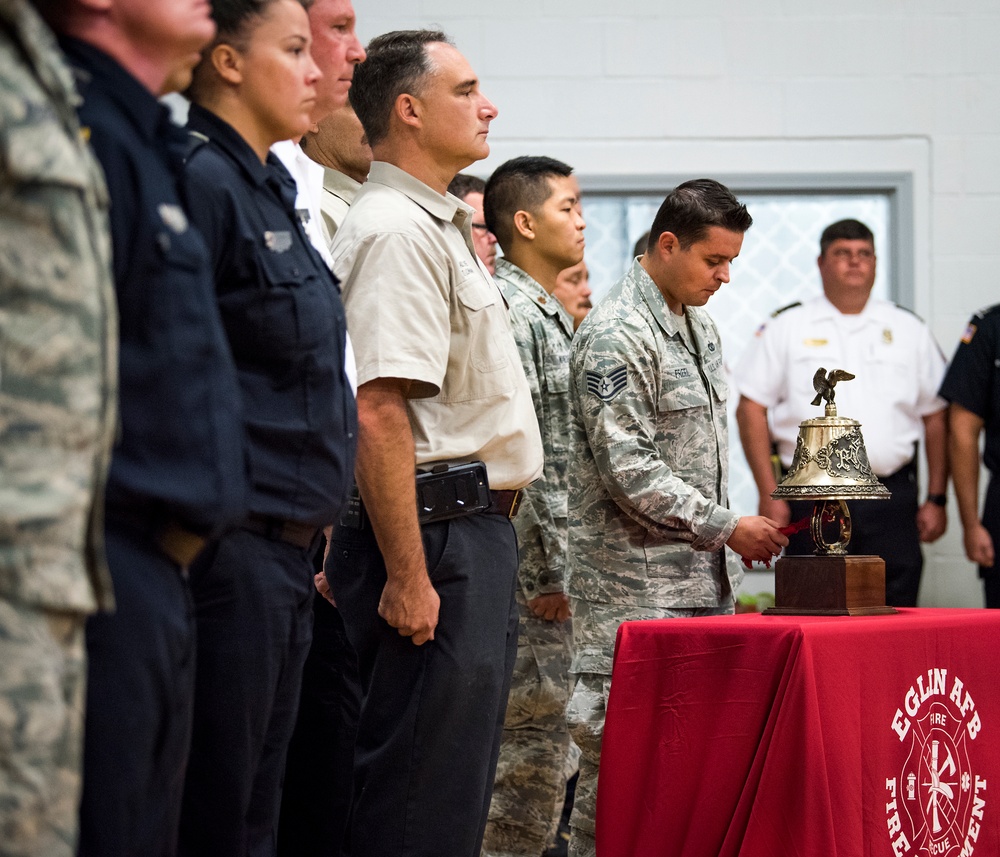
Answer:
[
  {"left": 566, "top": 599, "right": 732, "bottom": 857},
  {"left": 0, "top": 598, "right": 87, "bottom": 857},
  {"left": 482, "top": 589, "right": 573, "bottom": 857}
]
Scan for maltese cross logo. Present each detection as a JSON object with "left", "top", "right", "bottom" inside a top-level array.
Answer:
[{"left": 899, "top": 701, "right": 976, "bottom": 856}]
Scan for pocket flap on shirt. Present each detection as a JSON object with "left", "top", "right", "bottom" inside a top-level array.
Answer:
[
  {"left": 456, "top": 275, "right": 498, "bottom": 311},
  {"left": 659, "top": 374, "right": 711, "bottom": 411}
]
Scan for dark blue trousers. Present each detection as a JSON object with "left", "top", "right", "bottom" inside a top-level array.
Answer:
[
  {"left": 179, "top": 528, "right": 317, "bottom": 857},
  {"left": 327, "top": 512, "right": 520, "bottom": 857},
  {"left": 277, "top": 595, "right": 362, "bottom": 857},
  {"left": 78, "top": 516, "right": 195, "bottom": 857},
  {"left": 981, "top": 476, "right": 1000, "bottom": 608}
]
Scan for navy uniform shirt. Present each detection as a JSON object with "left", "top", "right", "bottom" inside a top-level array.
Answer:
[
  {"left": 62, "top": 38, "right": 247, "bottom": 537},
  {"left": 940, "top": 304, "right": 1000, "bottom": 475},
  {"left": 183, "top": 104, "right": 357, "bottom": 527}
]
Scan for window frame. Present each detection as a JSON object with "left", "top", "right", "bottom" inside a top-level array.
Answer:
[{"left": 578, "top": 171, "right": 914, "bottom": 307}]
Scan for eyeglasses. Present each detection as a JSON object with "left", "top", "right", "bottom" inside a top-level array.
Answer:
[
  {"left": 471, "top": 222, "right": 490, "bottom": 233},
  {"left": 830, "top": 248, "right": 875, "bottom": 262}
]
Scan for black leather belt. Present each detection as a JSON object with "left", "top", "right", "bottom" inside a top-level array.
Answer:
[
  {"left": 485, "top": 489, "right": 522, "bottom": 519},
  {"left": 339, "top": 485, "right": 522, "bottom": 530},
  {"left": 880, "top": 457, "right": 917, "bottom": 486},
  {"left": 243, "top": 512, "right": 321, "bottom": 550}
]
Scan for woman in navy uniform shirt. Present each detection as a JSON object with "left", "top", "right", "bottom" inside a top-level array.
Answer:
[{"left": 177, "top": 1, "right": 357, "bottom": 854}]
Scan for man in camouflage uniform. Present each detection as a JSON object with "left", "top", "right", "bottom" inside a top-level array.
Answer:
[
  {"left": 481, "top": 156, "right": 586, "bottom": 857},
  {"left": 0, "top": 1, "right": 117, "bottom": 854},
  {"left": 566, "top": 179, "right": 788, "bottom": 857}
]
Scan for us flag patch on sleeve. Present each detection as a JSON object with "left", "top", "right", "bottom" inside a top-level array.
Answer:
[
  {"left": 962, "top": 323, "right": 977, "bottom": 344},
  {"left": 586, "top": 365, "right": 628, "bottom": 402}
]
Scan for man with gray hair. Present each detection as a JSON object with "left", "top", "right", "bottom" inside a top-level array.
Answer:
[
  {"left": 449, "top": 172, "right": 499, "bottom": 275},
  {"left": 326, "top": 29, "right": 543, "bottom": 857},
  {"left": 567, "top": 180, "right": 786, "bottom": 857},
  {"left": 271, "top": 0, "right": 366, "bottom": 268},
  {"left": 305, "top": 103, "right": 372, "bottom": 245}
]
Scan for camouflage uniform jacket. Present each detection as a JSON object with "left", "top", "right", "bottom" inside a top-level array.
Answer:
[
  {"left": 0, "top": 0, "right": 118, "bottom": 612},
  {"left": 496, "top": 258, "right": 574, "bottom": 598},
  {"left": 568, "top": 258, "right": 742, "bottom": 609}
]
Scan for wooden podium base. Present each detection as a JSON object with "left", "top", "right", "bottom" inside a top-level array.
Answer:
[{"left": 762, "top": 554, "right": 898, "bottom": 616}]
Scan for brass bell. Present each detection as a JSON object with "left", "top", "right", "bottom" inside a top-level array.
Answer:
[{"left": 771, "top": 368, "right": 889, "bottom": 555}]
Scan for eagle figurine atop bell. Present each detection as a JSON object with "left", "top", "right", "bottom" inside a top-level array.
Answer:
[{"left": 762, "top": 367, "right": 898, "bottom": 616}]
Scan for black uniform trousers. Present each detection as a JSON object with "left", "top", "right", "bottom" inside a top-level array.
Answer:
[
  {"left": 179, "top": 527, "right": 318, "bottom": 857},
  {"left": 980, "top": 476, "right": 1000, "bottom": 609},
  {"left": 784, "top": 459, "right": 923, "bottom": 607},
  {"left": 78, "top": 514, "right": 195, "bottom": 857},
  {"left": 277, "top": 593, "right": 362, "bottom": 857},
  {"left": 327, "top": 512, "right": 520, "bottom": 857}
]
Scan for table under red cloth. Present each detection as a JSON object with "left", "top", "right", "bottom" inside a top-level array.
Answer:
[{"left": 596, "top": 609, "right": 1000, "bottom": 857}]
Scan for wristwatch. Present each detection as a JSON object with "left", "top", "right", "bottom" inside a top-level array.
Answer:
[{"left": 926, "top": 493, "right": 947, "bottom": 507}]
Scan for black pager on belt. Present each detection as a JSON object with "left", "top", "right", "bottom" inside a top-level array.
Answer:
[
  {"left": 340, "top": 485, "right": 366, "bottom": 530},
  {"left": 415, "top": 461, "right": 491, "bottom": 524}
]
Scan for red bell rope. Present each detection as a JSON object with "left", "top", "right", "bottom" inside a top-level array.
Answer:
[{"left": 739, "top": 507, "right": 837, "bottom": 569}]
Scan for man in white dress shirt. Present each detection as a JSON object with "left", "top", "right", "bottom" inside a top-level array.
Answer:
[
  {"left": 270, "top": 0, "right": 365, "bottom": 267},
  {"left": 733, "top": 218, "right": 948, "bottom": 606},
  {"left": 273, "top": 3, "right": 364, "bottom": 855}
]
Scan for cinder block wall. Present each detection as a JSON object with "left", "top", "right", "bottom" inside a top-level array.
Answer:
[{"left": 357, "top": 1, "right": 1000, "bottom": 607}]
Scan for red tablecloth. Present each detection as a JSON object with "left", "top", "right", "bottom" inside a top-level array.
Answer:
[{"left": 597, "top": 609, "right": 1000, "bottom": 857}]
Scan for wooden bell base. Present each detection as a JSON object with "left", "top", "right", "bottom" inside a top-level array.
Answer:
[{"left": 762, "top": 554, "right": 898, "bottom": 616}]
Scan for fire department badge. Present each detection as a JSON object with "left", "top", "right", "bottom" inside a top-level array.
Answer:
[{"left": 885, "top": 670, "right": 987, "bottom": 857}]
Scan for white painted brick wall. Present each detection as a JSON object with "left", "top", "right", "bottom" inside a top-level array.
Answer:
[{"left": 354, "top": 1, "right": 1000, "bottom": 606}]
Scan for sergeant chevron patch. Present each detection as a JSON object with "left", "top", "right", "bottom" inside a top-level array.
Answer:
[{"left": 586, "top": 365, "right": 628, "bottom": 401}]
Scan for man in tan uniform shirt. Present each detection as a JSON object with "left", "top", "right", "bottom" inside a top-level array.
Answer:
[
  {"left": 304, "top": 102, "right": 371, "bottom": 246},
  {"left": 325, "top": 29, "right": 543, "bottom": 857}
]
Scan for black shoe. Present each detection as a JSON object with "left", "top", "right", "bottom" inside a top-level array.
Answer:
[
  {"left": 541, "top": 772, "right": 576, "bottom": 857},
  {"left": 541, "top": 827, "right": 569, "bottom": 857}
]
